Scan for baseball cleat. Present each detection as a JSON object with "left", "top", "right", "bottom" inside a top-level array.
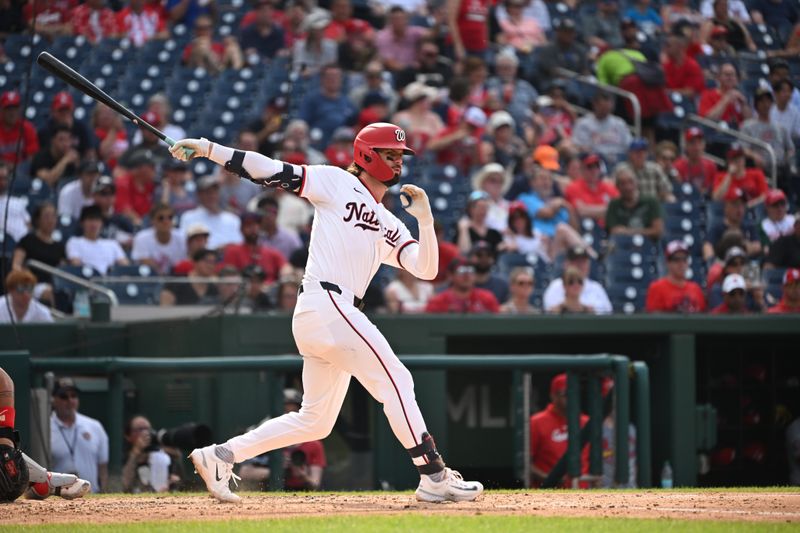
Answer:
[
  {"left": 190, "top": 445, "right": 241, "bottom": 504},
  {"left": 57, "top": 478, "right": 91, "bottom": 500},
  {"left": 415, "top": 468, "right": 484, "bottom": 503}
]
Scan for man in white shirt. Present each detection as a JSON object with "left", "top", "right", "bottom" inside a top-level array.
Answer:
[
  {"left": 66, "top": 205, "right": 129, "bottom": 275},
  {"left": 179, "top": 175, "right": 242, "bottom": 250},
  {"left": 770, "top": 79, "right": 800, "bottom": 142},
  {"left": 0, "top": 160, "right": 30, "bottom": 241},
  {"left": 57, "top": 160, "right": 103, "bottom": 220},
  {"left": 49, "top": 378, "right": 109, "bottom": 493},
  {"left": 0, "top": 269, "right": 53, "bottom": 324},
  {"left": 572, "top": 92, "right": 632, "bottom": 165},
  {"left": 543, "top": 246, "right": 613, "bottom": 314},
  {"left": 131, "top": 203, "right": 187, "bottom": 274}
]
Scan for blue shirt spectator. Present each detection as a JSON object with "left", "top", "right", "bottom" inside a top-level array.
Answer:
[
  {"left": 166, "top": 0, "right": 213, "bottom": 28},
  {"left": 239, "top": 1, "right": 285, "bottom": 61},
  {"left": 299, "top": 65, "right": 357, "bottom": 148},
  {"left": 517, "top": 167, "right": 570, "bottom": 238}
]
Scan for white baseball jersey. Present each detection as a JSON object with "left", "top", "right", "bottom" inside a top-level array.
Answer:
[{"left": 299, "top": 165, "right": 418, "bottom": 298}]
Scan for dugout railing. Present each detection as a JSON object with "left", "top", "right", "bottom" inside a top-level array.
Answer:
[{"left": 2, "top": 351, "right": 651, "bottom": 490}]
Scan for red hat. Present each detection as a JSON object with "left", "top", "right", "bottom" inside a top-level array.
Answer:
[
  {"left": 665, "top": 239, "right": 689, "bottom": 259},
  {"left": 508, "top": 200, "right": 527, "bottom": 214},
  {"left": 550, "top": 373, "right": 567, "bottom": 395},
  {"left": 766, "top": 189, "right": 787, "bottom": 206},
  {"left": 0, "top": 91, "right": 21, "bottom": 108},
  {"left": 353, "top": 122, "right": 414, "bottom": 183},
  {"left": 51, "top": 91, "right": 74, "bottom": 110},
  {"left": 726, "top": 144, "right": 745, "bottom": 159},
  {"left": 684, "top": 127, "right": 704, "bottom": 141},
  {"left": 141, "top": 110, "right": 161, "bottom": 125},
  {"left": 784, "top": 268, "right": 800, "bottom": 285},
  {"left": 710, "top": 25, "right": 728, "bottom": 38},
  {"left": 582, "top": 153, "right": 601, "bottom": 166}
]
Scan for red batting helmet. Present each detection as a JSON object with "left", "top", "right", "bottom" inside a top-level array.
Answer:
[{"left": 353, "top": 122, "right": 414, "bottom": 183}]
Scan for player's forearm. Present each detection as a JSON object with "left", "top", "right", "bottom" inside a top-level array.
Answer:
[
  {"left": 208, "top": 144, "right": 286, "bottom": 181},
  {"left": 400, "top": 220, "right": 438, "bottom": 281}
]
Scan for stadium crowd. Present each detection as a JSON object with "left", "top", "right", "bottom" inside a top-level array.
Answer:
[{"left": 1, "top": 0, "right": 800, "bottom": 320}]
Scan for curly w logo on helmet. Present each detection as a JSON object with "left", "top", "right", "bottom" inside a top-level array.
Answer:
[{"left": 395, "top": 129, "right": 406, "bottom": 142}]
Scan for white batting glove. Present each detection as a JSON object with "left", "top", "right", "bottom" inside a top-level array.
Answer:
[
  {"left": 169, "top": 137, "right": 212, "bottom": 161},
  {"left": 400, "top": 184, "right": 433, "bottom": 225}
]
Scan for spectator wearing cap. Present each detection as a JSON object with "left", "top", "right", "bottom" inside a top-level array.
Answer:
[
  {"left": 324, "top": 127, "right": 355, "bottom": 170},
  {"left": 30, "top": 124, "right": 80, "bottom": 188},
  {"left": 469, "top": 241, "right": 509, "bottom": 304},
  {"left": 293, "top": 10, "right": 338, "bottom": 76},
  {"left": 480, "top": 111, "right": 527, "bottom": 173},
  {"left": 624, "top": 0, "right": 663, "bottom": 35},
  {"left": 674, "top": 128, "right": 718, "bottom": 195},
  {"left": 131, "top": 94, "right": 187, "bottom": 149},
  {"left": 120, "top": 113, "right": 172, "bottom": 173},
  {"left": 617, "top": 139, "right": 674, "bottom": 202},
  {"left": 91, "top": 104, "right": 129, "bottom": 172},
  {"left": 500, "top": 266, "right": 538, "bottom": 314},
  {"left": 0, "top": 90, "right": 39, "bottom": 165},
  {"left": 22, "top": 0, "right": 71, "bottom": 39},
  {"left": 182, "top": 14, "right": 244, "bottom": 74},
  {"left": 706, "top": 245, "right": 766, "bottom": 313},
  {"left": 712, "top": 145, "right": 769, "bottom": 206},
  {"left": 425, "top": 258, "right": 500, "bottom": 313},
  {"left": 0, "top": 269, "right": 53, "bottom": 324},
  {"left": 38, "top": 91, "right": 95, "bottom": 159},
  {"left": 12, "top": 202, "right": 65, "bottom": 305},
  {"left": 472, "top": 163, "right": 512, "bottom": 232},
  {"left": 221, "top": 211, "right": 286, "bottom": 283},
  {"left": 160, "top": 248, "right": 221, "bottom": 305},
  {"left": 771, "top": 80, "right": 800, "bottom": 144},
  {"left": 384, "top": 268, "right": 435, "bottom": 314},
  {"left": 583, "top": 0, "right": 624, "bottom": 50},
  {"left": 58, "top": 160, "right": 104, "bottom": 220},
  {"left": 699, "top": 62, "right": 751, "bottom": 127},
  {"left": 533, "top": 83, "right": 577, "bottom": 149},
  {"left": 704, "top": 190, "right": 761, "bottom": 261},
  {"left": 114, "top": 152, "right": 156, "bottom": 227},
  {"left": 217, "top": 131, "right": 263, "bottom": 213},
  {"left": 701, "top": 25, "right": 736, "bottom": 67},
  {"left": 606, "top": 164, "right": 664, "bottom": 241},
  {"left": 0, "top": 161, "right": 30, "bottom": 242},
  {"left": 486, "top": 49, "right": 539, "bottom": 125},
  {"left": 544, "top": 246, "right": 612, "bottom": 314},
  {"left": 767, "top": 268, "right": 800, "bottom": 313},
  {"left": 298, "top": 65, "right": 356, "bottom": 148},
  {"left": 761, "top": 190, "right": 795, "bottom": 246},
  {"left": 394, "top": 37, "right": 454, "bottom": 91},
  {"left": 662, "top": 32, "right": 705, "bottom": 99},
  {"left": 172, "top": 223, "right": 211, "bottom": 275},
  {"left": 131, "top": 203, "right": 187, "bottom": 275},
  {"left": 496, "top": 0, "right": 546, "bottom": 56},
  {"left": 391, "top": 82, "right": 443, "bottom": 154},
  {"left": 565, "top": 153, "right": 620, "bottom": 225},
  {"left": 741, "top": 89, "right": 795, "bottom": 185},
  {"left": 645, "top": 240, "right": 706, "bottom": 313},
  {"left": 91, "top": 175, "right": 136, "bottom": 247},
  {"left": 240, "top": 0, "right": 286, "bottom": 62},
  {"left": 245, "top": 97, "right": 287, "bottom": 157},
  {"left": 455, "top": 191, "right": 504, "bottom": 256},
  {"left": 700, "top": 0, "right": 755, "bottom": 51},
  {"left": 117, "top": 0, "right": 168, "bottom": 47},
  {"left": 66, "top": 205, "right": 129, "bottom": 275},
  {"left": 572, "top": 92, "right": 632, "bottom": 165},
  {"left": 50, "top": 377, "right": 109, "bottom": 493},
  {"left": 711, "top": 273, "right": 749, "bottom": 314},
  {"left": 765, "top": 213, "right": 800, "bottom": 269},
  {"left": 529, "top": 373, "right": 589, "bottom": 487},
  {"left": 534, "top": 17, "right": 589, "bottom": 86},
  {"left": 179, "top": 175, "right": 243, "bottom": 250},
  {"left": 428, "top": 106, "right": 486, "bottom": 175},
  {"left": 71, "top": 0, "right": 118, "bottom": 44},
  {"left": 256, "top": 196, "right": 303, "bottom": 258},
  {"left": 156, "top": 158, "right": 198, "bottom": 217},
  {"left": 706, "top": 243, "right": 748, "bottom": 291},
  {"left": 446, "top": 0, "right": 489, "bottom": 61}
]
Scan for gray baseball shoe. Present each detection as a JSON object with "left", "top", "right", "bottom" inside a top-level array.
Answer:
[
  {"left": 415, "top": 468, "right": 484, "bottom": 502},
  {"left": 190, "top": 445, "right": 241, "bottom": 503}
]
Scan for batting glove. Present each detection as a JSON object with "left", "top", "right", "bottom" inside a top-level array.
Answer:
[
  {"left": 400, "top": 184, "right": 433, "bottom": 225},
  {"left": 169, "top": 138, "right": 212, "bottom": 161}
]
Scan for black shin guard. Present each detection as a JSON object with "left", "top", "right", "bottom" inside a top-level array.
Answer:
[{"left": 407, "top": 432, "right": 445, "bottom": 476}]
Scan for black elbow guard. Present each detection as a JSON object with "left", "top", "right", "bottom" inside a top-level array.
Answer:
[
  {"left": 224, "top": 150, "right": 255, "bottom": 182},
  {"left": 264, "top": 163, "right": 304, "bottom": 193}
]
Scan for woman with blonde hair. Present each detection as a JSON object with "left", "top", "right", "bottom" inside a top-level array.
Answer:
[
  {"left": 546, "top": 266, "right": 595, "bottom": 314},
  {"left": 500, "top": 266, "right": 538, "bottom": 314}
]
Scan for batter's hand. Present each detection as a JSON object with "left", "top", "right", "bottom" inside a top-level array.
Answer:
[
  {"left": 400, "top": 184, "right": 433, "bottom": 225},
  {"left": 169, "top": 138, "right": 212, "bottom": 161}
]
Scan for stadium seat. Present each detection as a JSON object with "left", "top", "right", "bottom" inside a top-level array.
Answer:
[
  {"left": 0, "top": 233, "right": 16, "bottom": 259},
  {"left": 53, "top": 215, "right": 78, "bottom": 243},
  {"left": 607, "top": 234, "right": 659, "bottom": 258},
  {"left": 606, "top": 283, "right": 647, "bottom": 314},
  {"left": 764, "top": 267, "right": 787, "bottom": 304},
  {"left": 3, "top": 33, "right": 47, "bottom": 61},
  {"left": 106, "top": 264, "right": 161, "bottom": 305}
]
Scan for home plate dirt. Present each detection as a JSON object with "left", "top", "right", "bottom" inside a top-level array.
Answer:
[{"left": 5, "top": 491, "right": 800, "bottom": 525}]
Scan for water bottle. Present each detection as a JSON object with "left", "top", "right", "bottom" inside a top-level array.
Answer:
[
  {"left": 661, "top": 461, "right": 673, "bottom": 489},
  {"left": 74, "top": 290, "right": 90, "bottom": 318}
]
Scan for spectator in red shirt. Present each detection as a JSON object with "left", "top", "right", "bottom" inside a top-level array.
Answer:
[
  {"left": 662, "top": 32, "right": 705, "bottom": 99},
  {"left": 767, "top": 268, "right": 800, "bottom": 314},
  {"left": 564, "top": 153, "right": 620, "bottom": 226},
  {"left": 425, "top": 258, "right": 499, "bottom": 313},
  {"left": 324, "top": 0, "right": 372, "bottom": 43},
  {"left": 172, "top": 223, "right": 210, "bottom": 275},
  {"left": 434, "top": 220, "right": 460, "bottom": 286},
  {"left": 673, "top": 127, "right": 718, "bottom": 195},
  {"left": 114, "top": 152, "right": 156, "bottom": 227},
  {"left": 0, "top": 91, "right": 39, "bottom": 165},
  {"left": 92, "top": 103, "right": 129, "bottom": 171},
  {"left": 71, "top": 0, "right": 118, "bottom": 44},
  {"left": 712, "top": 144, "right": 769, "bottom": 206},
  {"left": 221, "top": 211, "right": 286, "bottom": 283},
  {"left": 698, "top": 62, "right": 751, "bottom": 127},
  {"left": 428, "top": 106, "right": 486, "bottom": 175},
  {"left": 116, "top": 0, "right": 168, "bottom": 48},
  {"left": 529, "top": 373, "right": 589, "bottom": 488},
  {"left": 711, "top": 273, "right": 749, "bottom": 314},
  {"left": 646, "top": 240, "right": 706, "bottom": 313},
  {"left": 23, "top": 0, "right": 71, "bottom": 39},
  {"left": 447, "top": 0, "right": 490, "bottom": 60}
]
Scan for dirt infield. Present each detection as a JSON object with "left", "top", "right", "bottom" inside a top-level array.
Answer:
[{"left": 5, "top": 491, "right": 800, "bottom": 525}]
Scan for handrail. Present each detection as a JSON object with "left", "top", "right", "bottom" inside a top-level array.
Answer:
[
  {"left": 27, "top": 259, "right": 119, "bottom": 307},
  {"left": 556, "top": 67, "right": 642, "bottom": 139},
  {"left": 687, "top": 113, "right": 777, "bottom": 188}
]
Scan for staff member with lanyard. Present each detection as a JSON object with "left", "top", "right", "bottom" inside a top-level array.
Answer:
[{"left": 50, "top": 378, "right": 109, "bottom": 493}]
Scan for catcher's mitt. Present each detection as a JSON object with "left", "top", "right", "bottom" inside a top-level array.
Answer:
[{"left": 0, "top": 440, "right": 29, "bottom": 502}]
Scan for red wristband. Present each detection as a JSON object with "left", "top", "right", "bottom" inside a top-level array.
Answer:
[{"left": 0, "top": 406, "right": 15, "bottom": 428}]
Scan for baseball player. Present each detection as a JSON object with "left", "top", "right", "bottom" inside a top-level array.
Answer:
[
  {"left": 169, "top": 123, "right": 483, "bottom": 503},
  {"left": 0, "top": 367, "right": 91, "bottom": 502}
]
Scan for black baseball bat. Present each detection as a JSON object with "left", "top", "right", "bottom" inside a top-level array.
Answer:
[{"left": 36, "top": 51, "right": 192, "bottom": 155}]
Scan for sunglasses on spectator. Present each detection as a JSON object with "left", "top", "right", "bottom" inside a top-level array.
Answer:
[
  {"left": 729, "top": 259, "right": 746, "bottom": 267},
  {"left": 155, "top": 213, "right": 174, "bottom": 221},
  {"left": 455, "top": 266, "right": 475, "bottom": 275},
  {"left": 57, "top": 392, "right": 78, "bottom": 400},
  {"left": 728, "top": 289, "right": 746, "bottom": 297},
  {"left": 669, "top": 255, "right": 689, "bottom": 263},
  {"left": 565, "top": 277, "right": 583, "bottom": 286},
  {"left": 514, "top": 279, "right": 534, "bottom": 286},
  {"left": 586, "top": 163, "right": 601, "bottom": 169},
  {"left": 14, "top": 285, "right": 34, "bottom": 294}
]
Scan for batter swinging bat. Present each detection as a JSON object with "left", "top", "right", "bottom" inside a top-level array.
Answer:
[{"left": 36, "top": 52, "right": 193, "bottom": 156}]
